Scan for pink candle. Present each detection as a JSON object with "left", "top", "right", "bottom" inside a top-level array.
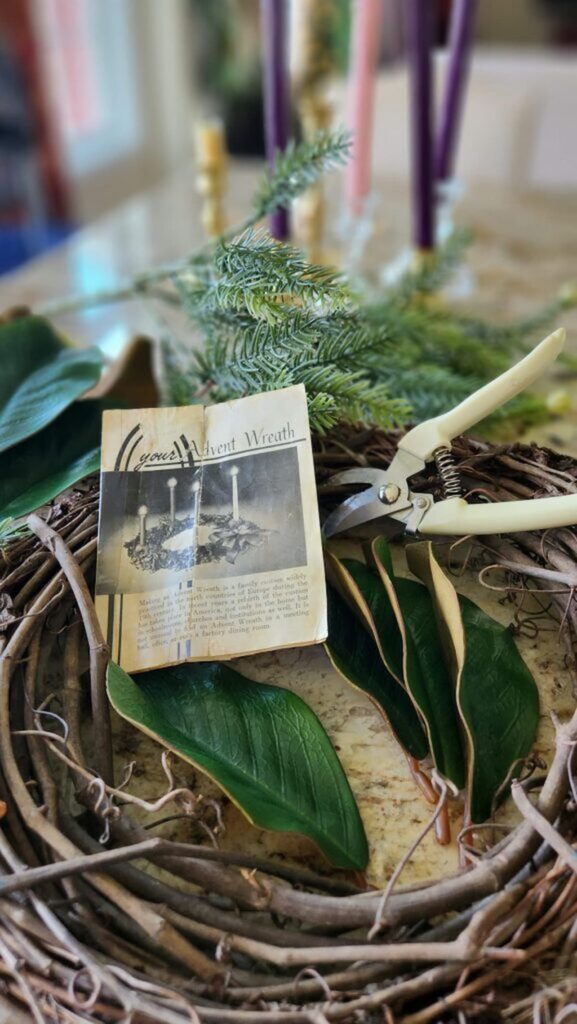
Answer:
[{"left": 345, "top": 0, "right": 384, "bottom": 218}]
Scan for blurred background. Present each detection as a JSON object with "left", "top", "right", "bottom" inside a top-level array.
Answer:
[{"left": 0, "top": 0, "right": 576, "bottom": 276}]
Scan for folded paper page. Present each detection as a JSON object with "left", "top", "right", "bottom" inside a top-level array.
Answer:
[{"left": 95, "top": 384, "right": 327, "bottom": 672}]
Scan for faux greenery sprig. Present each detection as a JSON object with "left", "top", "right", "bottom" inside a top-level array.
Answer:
[
  {"left": 252, "top": 131, "right": 351, "bottom": 219},
  {"left": 175, "top": 229, "right": 409, "bottom": 431}
]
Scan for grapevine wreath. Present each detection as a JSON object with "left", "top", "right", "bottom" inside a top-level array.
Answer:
[{"left": 1, "top": 426, "right": 577, "bottom": 1024}]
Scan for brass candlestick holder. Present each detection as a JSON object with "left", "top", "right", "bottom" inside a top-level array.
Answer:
[
  {"left": 296, "top": 92, "right": 333, "bottom": 264},
  {"left": 194, "top": 119, "right": 228, "bottom": 240},
  {"left": 291, "top": 0, "right": 338, "bottom": 263}
]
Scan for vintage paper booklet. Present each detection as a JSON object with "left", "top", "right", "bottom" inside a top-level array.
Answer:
[{"left": 95, "top": 385, "right": 327, "bottom": 673}]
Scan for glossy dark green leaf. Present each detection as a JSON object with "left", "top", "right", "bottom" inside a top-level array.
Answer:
[
  {"left": 0, "top": 335, "right": 102, "bottom": 453},
  {"left": 369, "top": 539, "right": 466, "bottom": 789},
  {"left": 339, "top": 557, "right": 404, "bottom": 682},
  {"left": 325, "top": 580, "right": 429, "bottom": 761},
  {"left": 0, "top": 315, "right": 65, "bottom": 409},
  {"left": 0, "top": 401, "right": 102, "bottom": 528},
  {"left": 461, "top": 595, "right": 539, "bottom": 821},
  {"left": 407, "top": 543, "right": 540, "bottom": 822},
  {"left": 107, "top": 659, "right": 368, "bottom": 870},
  {"left": 0, "top": 448, "right": 100, "bottom": 529}
]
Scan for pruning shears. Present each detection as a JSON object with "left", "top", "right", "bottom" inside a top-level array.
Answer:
[{"left": 323, "top": 328, "right": 577, "bottom": 539}]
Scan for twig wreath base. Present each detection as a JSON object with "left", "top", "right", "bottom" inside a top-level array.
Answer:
[{"left": 1, "top": 427, "right": 577, "bottom": 1023}]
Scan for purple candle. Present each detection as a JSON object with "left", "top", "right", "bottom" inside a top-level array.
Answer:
[
  {"left": 260, "top": 0, "right": 290, "bottom": 240},
  {"left": 435, "top": 0, "right": 477, "bottom": 182},
  {"left": 407, "top": 0, "right": 435, "bottom": 251}
]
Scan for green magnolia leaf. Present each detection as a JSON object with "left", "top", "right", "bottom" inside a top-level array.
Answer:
[
  {"left": 337, "top": 556, "right": 404, "bottom": 683},
  {"left": 407, "top": 543, "right": 540, "bottom": 822},
  {"left": 0, "top": 315, "right": 66, "bottom": 409},
  {"left": 324, "top": 573, "right": 429, "bottom": 762},
  {"left": 107, "top": 660, "right": 368, "bottom": 870},
  {"left": 0, "top": 342, "right": 102, "bottom": 453},
  {"left": 459, "top": 596, "right": 540, "bottom": 821},
  {"left": 0, "top": 449, "right": 100, "bottom": 529},
  {"left": 369, "top": 538, "right": 466, "bottom": 789},
  {"left": 0, "top": 401, "right": 102, "bottom": 526}
]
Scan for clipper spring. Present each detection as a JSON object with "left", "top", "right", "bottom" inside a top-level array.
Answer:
[{"left": 433, "top": 445, "right": 461, "bottom": 498}]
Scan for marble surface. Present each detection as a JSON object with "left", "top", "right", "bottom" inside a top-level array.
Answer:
[{"left": 5, "top": 165, "right": 577, "bottom": 886}]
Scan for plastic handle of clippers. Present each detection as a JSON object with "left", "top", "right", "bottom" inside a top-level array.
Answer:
[
  {"left": 419, "top": 491, "right": 577, "bottom": 537},
  {"left": 398, "top": 328, "right": 566, "bottom": 462}
]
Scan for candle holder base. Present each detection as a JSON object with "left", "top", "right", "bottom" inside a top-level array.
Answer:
[
  {"left": 337, "top": 191, "right": 380, "bottom": 276},
  {"left": 380, "top": 180, "right": 475, "bottom": 297},
  {"left": 381, "top": 245, "right": 417, "bottom": 288},
  {"left": 436, "top": 177, "right": 475, "bottom": 302}
]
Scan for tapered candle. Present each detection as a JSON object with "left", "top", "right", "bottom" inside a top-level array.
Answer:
[
  {"left": 260, "top": 0, "right": 290, "bottom": 239},
  {"left": 167, "top": 477, "right": 177, "bottom": 526},
  {"left": 345, "top": 0, "right": 383, "bottom": 218},
  {"left": 435, "top": 0, "right": 477, "bottom": 182},
  {"left": 386, "top": 0, "right": 405, "bottom": 63},
  {"left": 407, "top": 0, "right": 435, "bottom": 250},
  {"left": 230, "top": 465, "right": 239, "bottom": 520},
  {"left": 138, "top": 505, "right": 148, "bottom": 546}
]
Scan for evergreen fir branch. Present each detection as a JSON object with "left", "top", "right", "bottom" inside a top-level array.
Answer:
[
  {"left": 196, "top": 338, "right": 409, "bottom": 434},
  {"left": 173, "top": 269, "right": 215, "bottom": 324},
  {"left": 189, "top": 308, "right": 385, "bottom": 391},
  {"left": 455, "top": 290, "right": 574, "bottom": 350},
  {"left": 381, "top": 366, "right": 481, "bottom": 420},
  {"left": 205, "top": 312, "right": 365, "bottom": 371},
  {"left": 360, "top": 303, "right": 508, "bottom": 378},
  {"left": 215, "top": 230, "right": 351, "bottom": 309},
  {"left": 381, "top": 364, "right": 548, "bottom": 432},
  {"left": 155, "top": 335, "right": 204, "bottom": 406},
  {"left": 177, "top": 241, "right": 349, "bottom": 328},
  {"left": 297, "top": 314, "right": 388, "bottom": 367},
  {"left": 253, "top": 131, "right": 351, "bottom": 218},
  {"left": 406, "top": 319, "right": 506, "bottom": 378},
  {"left": 210, "top": 353, "right": 296, "bottom": 398},
  {"left": 189, "top": 309, "right": 276, "bottom": 366},
  {"left": 197, "top": 309, "right": 368, "bottom": 367},
  {"left": 195, "top": 280, "right": 289, "bottom": 325},
  {"left": 155, "top": 337, "right": 188, "bottom": 406},
  {"left": 305, "top": 392, "right": 343, "bottom": 433},
  {"left": 489, "top": 391, "right": 549, "bottom": 430},
  {"left": 298, "top": 366, "right": 409, "bottom": 430}
]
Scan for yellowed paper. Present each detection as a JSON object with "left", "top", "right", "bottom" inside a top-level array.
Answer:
[{"left": 95, "top": 385, "right": 327, "bottom": 672}]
